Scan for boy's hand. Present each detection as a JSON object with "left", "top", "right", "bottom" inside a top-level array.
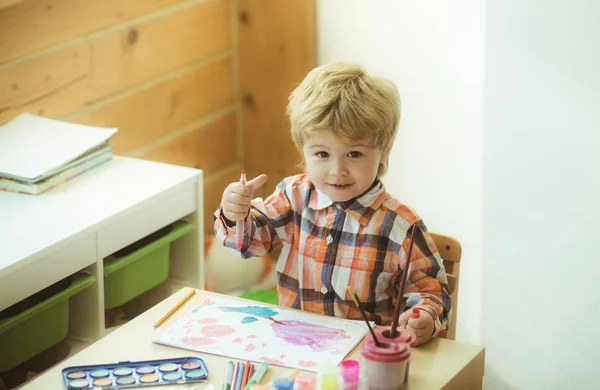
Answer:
[
  {"left": 399, "top": 308, "right": 435, "bottom": 346},
  {"left": 221, "top": 174, "right": 268, "bottom": 222}
]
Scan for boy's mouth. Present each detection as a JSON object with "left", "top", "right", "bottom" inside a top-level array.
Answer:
[{"left": 330, "top": 183, "right": 352, "bottom": 189}]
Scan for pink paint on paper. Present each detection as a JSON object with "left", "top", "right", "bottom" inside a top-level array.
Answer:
[
  {"left": 233, "top": 337, "right": 243, "bottom": 344},
  {"left": 260, "top": 356, "right": 285, "bottom": 366},
  {"left": 181, "top": 336, "right": 217, "bottom": 346},
  {"left": 197, "top": 318, "right": 218, "bottom": 324},
  {"left": 201, "top": 324, "right": 236, "bottom": 337},
  {"left": 280, "top": 354, "right": 286, "bottom": 359},
  {"left": 247, "top": 335, "right": 257, "bottom": 339},
  {"left": 245, "top": 344, "right": 256, "bottom": 352},
  {"left": 299, "top": 361, "right": 317, "bottom": 368},
  {"left": 271, "top": 320, "right": 350, "bottom": 354}
]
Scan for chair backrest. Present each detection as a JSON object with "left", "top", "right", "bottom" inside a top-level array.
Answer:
[{"left": 430, "top": 232, "right": 461, "bottom": 340}]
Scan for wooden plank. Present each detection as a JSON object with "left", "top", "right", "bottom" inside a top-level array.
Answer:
[
  {"left": 0, "top": 0, "right": 22, "bottom": 10},
  {"left": 137, "top": 112, "right": 237, "bottom": 175},
  {"left": 89, "top": 0, "right": 231, "bottom": 100},
  {"left": 203, "top": 163, "right": 243, "bottom": 234},
  {"left": 239, "top": 0, "right": 314, "bottom": 199},
  {"left": 0, "top": 41, "right": 90, "bottom": 120},
  {"left": 0, "top": 0, "right": 232, "bottom": 126},
  {"left": 0, "top": 0, "right": 183, "bottom": 63},
  {"left": 71, "top": 56, "right": 234, "bottom": 154}
]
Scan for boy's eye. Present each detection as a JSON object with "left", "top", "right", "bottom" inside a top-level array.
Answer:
[
  {"left": 316, "top": 151, "right": 329, "bottom": 158},
  {"left": 348, "top": 151, "right": 363, "bottom": 158}
]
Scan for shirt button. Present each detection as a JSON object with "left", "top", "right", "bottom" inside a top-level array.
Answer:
[
  {"left": 326, "top": 235, "right": 333, "bottom": 244},
  {"left": 321, "top": 286, "right": 328, "bottom": 294}
]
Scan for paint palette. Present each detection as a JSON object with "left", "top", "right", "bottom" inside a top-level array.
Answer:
[{"left": 61, "top": 357, "right": 208, "bottom": 389}]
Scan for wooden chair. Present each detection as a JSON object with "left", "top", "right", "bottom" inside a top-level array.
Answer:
[{"left": 430, "top": 232, "right": 462, "bottom": 340}]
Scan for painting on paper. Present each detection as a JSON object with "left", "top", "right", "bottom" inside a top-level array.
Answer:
[{"left": 153, "top": 295, "right": 369, "bottom": 371}]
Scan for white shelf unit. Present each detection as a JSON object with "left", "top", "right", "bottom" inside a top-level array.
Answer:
[{"left": 0, "top": 156, "right": 204, "bottom": 351}]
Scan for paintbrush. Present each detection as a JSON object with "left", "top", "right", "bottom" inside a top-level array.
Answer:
[
  {"left": 347, "top": 286, "right": 381, "bottom": 347},
  {"left": 390, "top": 224, "right": 418, "bottom": 338}
]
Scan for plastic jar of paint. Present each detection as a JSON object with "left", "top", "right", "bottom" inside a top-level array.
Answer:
[
  {"left": 272, "top": 378, "right": 295, "bottom": 390},
  {"left": 294, "top": 372, "right": 316, "bottom": 390},
  {"left": 316, "top": 364, "right": 338, "bottom": 390},
  {"left": 338, "top": 360, "right": 360, "bottom": 390},
  {"left": 359, "top": 339, "right": 411, "bottom": 390}
]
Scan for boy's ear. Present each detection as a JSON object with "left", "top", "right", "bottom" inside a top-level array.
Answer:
[{"left": 379, "top": 148, "right": 391, "bottom": 165}]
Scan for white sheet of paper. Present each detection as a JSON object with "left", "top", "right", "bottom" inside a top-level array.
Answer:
[
  {"left": 153, "top": 295, "right": 369, "bottom": 372},
  {"left": 0, "top": 113, "right": 117, "bottom": 180}
]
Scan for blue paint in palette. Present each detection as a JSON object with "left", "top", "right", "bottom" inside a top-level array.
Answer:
[{"left": 61, "top": 357, "right": 208, "bottom": 389}]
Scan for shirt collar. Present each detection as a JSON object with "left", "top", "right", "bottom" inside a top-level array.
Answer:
[{"left": 308, "top": 179, "right": 387, "bottom": 226}]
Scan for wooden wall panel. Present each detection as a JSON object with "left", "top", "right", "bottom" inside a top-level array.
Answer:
[
  {"left": 70, "top": 56, "right": 234, "bottom": 154},
  {"left": 0, "top": 41, "right": 90, "bottom": 118},
  {"left": 238, "top": 0, "right": 314, "bottom": 199},
  {"left": 0, "top": 0, "right": 183, "bottom": 62},
  {"left": 0, "top": 0, "right": 231, "bottom": 127},
  {"left": 203, "top": 163, "right": 243, "bottom": 234},
  {"left": 137, "top": 113, "right": 237, "bottom": 174},
  {"left": 89, "top": 0, "right": 231, "bottom": 100}
]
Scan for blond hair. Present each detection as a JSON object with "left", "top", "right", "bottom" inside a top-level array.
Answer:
[{"left": 287, "top": 62, "right": 400, "bottom": 176}]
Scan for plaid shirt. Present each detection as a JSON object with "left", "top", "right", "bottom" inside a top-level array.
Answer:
[{"left": 214, "top": 174, "right": 451, "bottom": 333}]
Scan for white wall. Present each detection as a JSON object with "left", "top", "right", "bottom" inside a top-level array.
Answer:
[
  {"left": 482, "top": 0, "right": 600, "bottom": 389},
  {"left": 316, "top": 0, "right": 485, "bottom": 344}
]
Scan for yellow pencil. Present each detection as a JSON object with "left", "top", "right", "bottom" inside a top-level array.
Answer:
[{"left": 153, "top": 288, "right": 196, "bottom": 328}]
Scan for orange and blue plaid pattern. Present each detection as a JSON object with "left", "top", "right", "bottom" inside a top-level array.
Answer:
[{"left": 214, "top": 174, "right": 451, "bottom": 333}]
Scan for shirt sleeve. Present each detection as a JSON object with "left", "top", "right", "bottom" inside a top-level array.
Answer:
[
  {"left": 213, "top": 179, "right": 295, "bottom": 258},
  {"left": 396, "top": 221, "right": 452, "bottom": 337}
]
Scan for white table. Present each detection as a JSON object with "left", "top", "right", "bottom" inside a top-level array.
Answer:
[
  {"left": 19, "top": 289, "right": 486, "bottom": 390},
  {"left": 0, "top": 157, "right": 204, "bottom": 350}
]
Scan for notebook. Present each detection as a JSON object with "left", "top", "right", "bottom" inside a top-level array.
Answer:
[{"left": 0, "top": 113, "right": 117, "bottom": 181}]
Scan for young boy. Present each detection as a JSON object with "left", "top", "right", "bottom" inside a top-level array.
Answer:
[{"left": 214, "top": 62, "right": 451, "bottom": 346}]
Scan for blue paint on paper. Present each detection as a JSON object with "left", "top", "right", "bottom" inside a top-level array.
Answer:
[
  {"left": 220, "top": 305, "right": 279, "bottom": 318},
  {"left": 241, "top": 316, "right": 258, "bottom": 324}
]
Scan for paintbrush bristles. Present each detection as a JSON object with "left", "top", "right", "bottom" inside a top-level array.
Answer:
[
  {"left": 390, "top": 224, "right": 419, "bottom": 338},
  {"left": 347, "top": 286, "right": 361, "bottom": 307},
  {"left": 347, "top": 286, "right": 381, "bottom": 347}
]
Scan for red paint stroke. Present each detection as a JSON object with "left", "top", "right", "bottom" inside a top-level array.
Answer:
[
  {"left": 245, "top": 344, "right": 256, "bottom": 352},
  {"left": 280, "top": 354, "right": 286, "bottom": 359},
  {"left": 267, "top": 317, "right": 284, "bottom": 324},
  {"left": 197, "top": 318, "right": 218, "bottom": 324},
  {"left": 233, "top": 337, "right": 243, "bottom": 344},
  {"left": 259, "top": 356, "right": 285, "bottom": 366},
  {"left": 181, "top": 336, "right": 217, "bottom": 346},
  {"left": 247, "top": 335, "right": 257, "bottom": 339},
  {"left": 299, "top": 361, "right": 317, "bottom": 368}
]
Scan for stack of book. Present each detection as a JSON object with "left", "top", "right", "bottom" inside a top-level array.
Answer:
[{"left": 0, "top": 113, "right": 117, "bottom": 195}]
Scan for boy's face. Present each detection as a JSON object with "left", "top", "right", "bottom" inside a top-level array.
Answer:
[{"left": 303, "top": 132, "right": 387, "bottom": 202}]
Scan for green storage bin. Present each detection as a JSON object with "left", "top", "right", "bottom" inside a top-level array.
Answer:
[
  {"left": 103, "top": 220, "right": 192, "bottom": 309},
  {"left": 0, "top": 273, "right": 94, "bottom": 372}
]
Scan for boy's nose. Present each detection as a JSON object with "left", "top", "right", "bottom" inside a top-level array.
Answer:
[{"left": 329, "top": 160, "right": 348, "bottom": 177}]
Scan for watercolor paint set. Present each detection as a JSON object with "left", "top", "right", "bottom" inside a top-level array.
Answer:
[{"left": 61, "top": 356, "right": 208, "bottom": 389}]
